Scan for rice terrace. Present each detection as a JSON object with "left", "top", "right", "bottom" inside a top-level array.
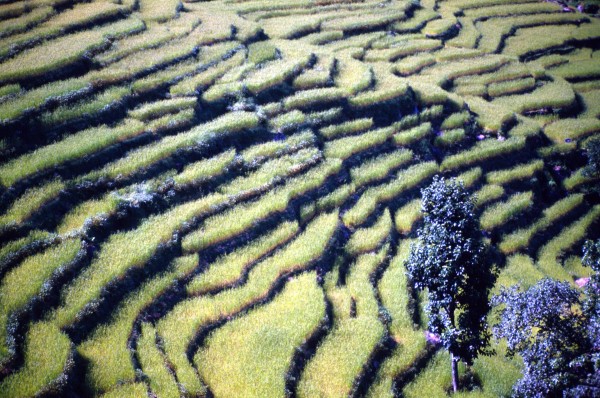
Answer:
[{"left": 1, "top": 0, "right": 600, "bottom": 396}]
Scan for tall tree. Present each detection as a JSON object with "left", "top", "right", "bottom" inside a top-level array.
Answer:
[{"left": 405, "top": 176, "right": 493, "bottom": 392}]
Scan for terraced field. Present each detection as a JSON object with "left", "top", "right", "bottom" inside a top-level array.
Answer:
[{"left": 0, "top": 0, "right": 599, "bottom": 396}]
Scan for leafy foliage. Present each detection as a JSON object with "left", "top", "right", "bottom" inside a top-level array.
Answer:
[
  {"left": 406, "top": 176, "right": 494, "bottom": 389},
  {"left": 583, "top": 136, "right": 600, "bottom": 178}
]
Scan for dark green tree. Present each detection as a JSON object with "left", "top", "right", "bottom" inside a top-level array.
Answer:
[
  {"left": 583, "top": 136, "right": 600, "bottom": 178},
  {"left": 405, "top": 176, "right": 494, "bottom": 392}
]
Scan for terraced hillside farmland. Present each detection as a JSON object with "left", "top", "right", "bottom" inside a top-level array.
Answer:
[{"left": 0, "top": 0, "right": 599, "bottom": 396}]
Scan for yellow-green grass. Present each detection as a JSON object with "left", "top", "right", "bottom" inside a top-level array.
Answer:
[
  {"left": 346, "top": 208, "right": 392, "bottom": 255},
  {"left": 201, "top": 81, "right": 244, "bottom": 103},
  {"left": 321, "top": 8, "right": 406, "bottom": 32},
  {"left": 456, "top": 167, "right": 483, "bottom": 188},
  {"left": 0, "top": 321, "right": 72, "bottom": 398},
  {"left": 508, "top": 117, "right": 541, "bottom": 138},
  {"left": 182, "top": 159, "right": 340, "bottom": 252},
  {"left": 0, "top": 230, "right": 53, "bottom": 265},
  {"left": 0, "top": 179, "right": 64, "bottom": 228},
  {"left": 172, "top": 149, "right": 236, "bottom": 186},
  {"left": 348, "top": 69, "right": 409, "bottom": 108},
  {"left": 464, "top": 2, "right": 559, "bottom": 20},
  {"left": 364, "top": 39, "right": 443, "bottom": 62},
  {"left": 315, "top": 183, "right": 356, "bottom": 213},
  {"left": 241, "top": 130, "right": 315, "bottom": 165},
  {"left": 455, "top": 63, "right": 533, "bottom": 87},
  {"left": 139, "top": 0, "right": 181, "bottom": 22},
  {"left": 147, "top": 108, "right": 196, "bottom": 134},
  {"left": 421, "top": 55, "right": 510, "bottom": 86},
  {"left": 503, "top": 24, "right": 577, "bottom": 58},
  {"left": 132, "top": 58, "right": 198, "bottom": 95},
  {"left": 245, "top": 56, "right": 312, "bottom": 95},
  {"left": 493, "top": 78, "right": 576, "bottom": 114},
  {"left": 393, "top": 7, "right": 439, "bottom": 31},
  {"left": 157, "top": 211, "right": 338, "bottom": 396},
  {"left": 293, "top": 64, "right": 332, "bottom": 90},
  {"left": 129, "top": 97, "right": 196, "bottom": 121},
  {"left": 473, "top": 184, "right": 505, "bottom": 208},
  {"left": 486, "top": 159, "right": 544, "bottom": 185},
  {"left": 283, "top": 87, "right": 347, "bottom": 111},
  {"left": 42, "top": 2, "right": 126, "bottom": 30},
  {"left": 424, "top": 18, "right": 457, "bottom": 38},
  {"left": 77, "top": 255, "right": 197, "bottom": 393},
  {"left": 487, "top": 77, "right": 535, "bottom": 98},
  {"left": 464, "top": 96, "right": 514, "bottom": 133},
  {"left": 350, "top": 149, "right": 413, "bottom": 188},
  {"left": 298, "top": 250, "right": 386, "bottom": 398},
  {"left": 393, "top": 122, "right": 432, "bottom": 146},
  {"left": 452, "top": 0, "right": 541, "bottom": 9},
  {"left": 269, "top": 109, "right": 307, "bottom": 132},
  {"left": 0, "top": 240, "right": 80, "bottom": 361},
  {"left": 0, "top": 77, "right": 91, "bottom": 124},
  {"left": 169, "top": 48, "right": 245, "bottom": 97},
  {"left": 219, "top": 147, "right": 321, "bottom": 196},
  {"left": 563, "top": 167, "right": 600, "bottom": 191},
  {"left": 402, "top": 351, "right": 455, "bottom": 398},
  {"left": 57, "top": 194, "right": 122, "bottom": 235},
  {"left": 0, "top": 84, "right": 20, "bottom": 99},
  {"left": 334, "top": 57, "right": 374, "bottom": 95},
  {"left": 247, "top": 41, "right": 278, "bottom": 64},
  {"left": 550, "top": 59, "right": 600, "bottom": 81},
  {"left": 0, "top": 119, "right": 145, "bottom": 188},
  {"left": 394, "top": 53, "right": 436, "bottom": 76},
  {"left": 480, "top": 191, "right": 533, "bottom": 231},
  {"left": 40, "top": 85, "right": 132, "bottom": 126},
  {"left": 441, "top": 111, "right": 470, "bottom": 130},
  {"left": 441, "top": 136, "right": 526, "bottom": 171},
  {"left": 187, "top": 221, "right": 299, "bottom": 295},
  {"left": 395, "top": 199, "right": 422, "bottom": 235},
  {"left": 543, "top": 118, "right": 600, "bottom": 144},
  {"left": 137, "top": 323, "right": 179, "bottom": 398},
  {"left": 320, "top": 118, "right": 373, "bottom": 140},
  {"left": 324, "top": 126, "right": 394, "bottom": 160},
  {"left": 342, "top": 161, "right": 439, "bottom": 228},
  {"left": 494, "top": 254, "right": 544, "bottom": 292},
  {"left": 435, "top": 128, "right": 466, "bottom": 147},
  {"left": 0, "top": 6, "right": 54, "bottom": 38},
  {"left": 50, "top": 194, "right": 226, "bottom": 329},
  {"left": 99, "top": 382, "right": 147, "bottom": 398},
  {"left": 83, "top": 111, "right": 259, "bottom": 181},
  {"left": 369, "top": 240, "right": 427, "bottom": 397},
  {"left": 196, "top": 271, "right": 325, "bottom": 398},
  {"left": 447, "top": 17, "right": 479, "bottom": 49},
  {"left": 537, "top": 205, "right": 600, "bottom": 282}
]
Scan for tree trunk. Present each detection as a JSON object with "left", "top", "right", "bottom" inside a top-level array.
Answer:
[{"left": 451, "top": 352, "right": 459, "bottom": 393}]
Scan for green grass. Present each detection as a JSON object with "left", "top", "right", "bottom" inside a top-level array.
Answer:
[
  {"left": 473, "top": 184, "right": 505, "bottom": 208},
  {"left": 480, "top": 191, "right": 533, "bottom": 231},
  {"left": 173, "top": 149, "right": 236, "bottom": 186},
  {"left": 350, "top": 149, "right": 413, "bottom": 188},
  {"left": 283, "top": 87, "right": 347, "bottom": 111},
  {"left": 129, "top": 97, "right": 196, "bottom": 121},
  {"left": 0, "top": 179, "right": 65, "bottom": 228},
  {"left": 196, "top": 272, "right": 325, "bottom": 398},
  {"left": 441, "top": 137, "right": 526, "bottom": 171},
  {"left": 346, "top": 208, "right": 392, "bottom": 255},
  {"left": 187, "top": 221, "right": 299, "bottom": 295},
  {"left": 395, "top": 199, "right": 422, "bottom": 235},
  {"left": 158, "top": 211, "right": 339, "bottom": 396},
  {"left": 77, "top": 255, "right": 197, "bottom": 393},
  {"left": 486, "top": 160, "right": 544, "bottom": 185},
  {"left": 464, "top": 96, "right": 515, "bottom": 133},
  {"left": 324, "top": 126, "right": 394, "bottom": 160},
  {"left": 0, "top": 230, "right": 53, "bottom": 265},
  {"left": 320, "top": 118, "right": 373, "bottom": 140},
  {"left": 240, "top": 130, "right": 315, "bottom": 165},
  {"left": 137, "top": 323, "right": 180, "bottom": 398},
  {"left": 455, "top": 167, "right": 483, "bottom": 188},
  {"left": 393, "top": 122, "right": 432, "bottom": 146},
  {"left": 245, "top": 56, "right": 312, "bottom": 95},
  {"left": 543, "top": 118, "right": 600, "bottom": 144},
  {"left": 435, "top": 128, "right": 466, "bottom": 147},
  {"left": 493, "top": 78, "right": 576, "bottom": 115},
  {"left": 57, "top": 194, "right": 122, "bottom": 235},
  {"left": 394, "top": 53, "right": 436, "bottom": 76},
  {"left": 139, "top": 0, "right": 182, "bottom": 22},
  {"left": 488, "top": 78, "right": 536, "bottom": 98},
  {"left": 334, "top": 57, "right": 373, "bottom": 95}
]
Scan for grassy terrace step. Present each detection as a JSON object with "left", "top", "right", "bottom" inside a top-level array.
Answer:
[
  {"left": 0, "top": 119, "right": 145, "bottom": 188},
  {"left": 157, "top": 211, "right": 339, "bottom": 397},
  {"left": 298, "top": 249, "right": 386, "bottom": 398},
  {"left": 196, "top": 272, "right": 325, "bottom": 398},
  {"left": 342, "top": 161, "right": 438, "bottom": 228},
  {"left": 0, "top": 239, "right": 80, "bottom": 362},
  {"left": 77, "top": 255, "right": 197, "bottom": 393},
  {"left": 0, "top": 179, "right": 65, "bottom": 229},
  {"left": 440, "top": 136, "right": 526, "bottom": 171},
  {"left": 486, "top": 159, "right": 544, "bottom": 185},
  {"left": 349, "top": 149, "right": 413, "bottom": 188},
  {"left": 240, "top": 130, "right": 316, "bottom": 165},
  {"left": 56, "top": 193, "right": 123, "bottom": 235},
  {"left": 182, "top": 159, "right": 341, "bottom": 252},
  {"left": 187, "top": 221, "right": 299, "bottom": 295},
  {"left": 82, "top": 111, "right": 259, "bottom": 181},
  {"left": 346, "top": 208, "right": 392, "bottom": 255},
  {"left": 368, "top": 240, "right": 426, "bottom": 398},
  {"left": 137, "top": 322, "right": 180, "bottom": 398},
  {"left": 480, "top": 190, "right": 534, "bottom": 231}
]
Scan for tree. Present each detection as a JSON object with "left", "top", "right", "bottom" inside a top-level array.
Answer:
[
  {"left": 492, "top": 242, "right": 600, "bottom": 397},
  {"left": 405, "top": 176, "right": 494, "bottom": 392},
  {"left": 583, "top": 136, "right": 600, "bottom": 178}
]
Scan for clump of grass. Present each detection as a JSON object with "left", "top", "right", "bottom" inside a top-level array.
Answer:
[
  {"left": 537, "top": 205, "right": 600, "bottom": 281},
  {"left": 441, "top": 111, "right": 470, "bottom": 130},
  {"left": 480, "top": 190, "right": 533, "bottom": 231},
  {"left": 364, "top": 39, "right": 443, "bottom": 62},
  {"left": 0, "top": 6, "right": 54, "bottom": 38},
  {"left": 137, "top": 323, "right": 179, "bottom": 398},
  {"left": 0, "top": 119, "right": 145, "bottom": 188},
  {"left": 247, "top": 41, "right": 278, "bottom": 64},
  {"left": 543, "top": 118, "right": 600, "bottom": 144},
  {"left": 346, "top": 208, "right": 392, "bottom": 255},
  {"left": 241, "top": 130, "right": 315, "bottom": 165},
  {"left": 493, "top": 78, "right": 575, "bottom": 114},
  {"left": 283, "top": 87, "right": 347, "bottom": 110},
  {"left": 129, "top": 97, "right": 196, "bottom": 121},
  {"left": 269, "top": 109, "right": 306, "bottom": 132},
  {"left": 0, "top": 179, "right": 65, "bottom": 228},
  {"left": 423, "top": 17, "right": 457, "bottom": 38},
  {"left": 499, "top": 194, "right": 584, "bottom": 254},
  {"left": 464, "top": 96, "right": 515, "bottom": 133},
  {"left": 350, "top": 149, "right": 413, "bottom": 188},
  {"left": 335, "top": 57, "right": 373, "bottom": 95},
  {"left": 315, "top": 183, "right": 356, "bottom": 213},
  {"left": 158, "top": 211, "right": 339, "bottom": 396},
  {"left": 132, "top": 58, "right": 198, "bottom": 95},
  {"left": 187, "top": 221, "right": 299, "bottom": 295},
  {"left": 245, "top": 57, "right": 311, "bottom": 95},
  {"left": 393, "top": 122, "right": 432, "bottom": 146},
  {"left": 196, "top": 272, "right": 325, "bottom": 398},
  {"left": 434, "top": 128, "right": 466, "bottom": 147},
  {"left": 563, "top": 167, "right": 599, "bottom": 191},
  {"left": 77, "top": 255, "right": 197, "bottom": 393},
  {"left": 173, "top": 149, "right": 236, "bottom": 186},
  {"left": 348, "top": 69, "right": 409, "bottom": 108},
  {"left": 57, "top": 194, "right": 122, "bottom": 235},
  {"left": 139, "top": 0, "right": 182, "bottom": 22},
  {"left": 394, "top": 53, "right": 436, "bottom": 76},
  {"left": 324, "top": 126, "right": 394, "bottom": 160},
  {"left": 395, "top": 199, "right": 422, "bottom": 235},
  {"left": 320, "top": 118, "right": 373, "bottom": 140},
  {"left": 488, "top": 77, "right": 536, "bottom": 98},
  {"left": 0, "top": 321, "right": 73, "bottom": 397},
  {"left": 343, "top": 161, "right": 438, "bottom": 227},
  {"left": 487, "top": 160, "right": 544, "bottom": 185},
  {"left": 474, "top": 184, "right": 505, "bottom": 207},
  {"left": 455, "top": 166, "right": 483, "bottom": 188},
  {"left": 99, "top": 383, "right": 148, "bottom": 398},
  {"left": 0, "top": 230, "right": 53, "bottom": 265},
  {"left": 441, "top": 136, "right": 526, "bottom": 171}
]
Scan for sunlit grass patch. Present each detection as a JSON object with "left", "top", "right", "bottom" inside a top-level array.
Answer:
[
  {"left": 335, "top": 57, "right": 373, "bottom": 95},
  {"left": 57, "top": 194, "right": 122, "bottom": 235},
  {"left": 139, "top": 0, "right": 182, "bottom": 22},
  {"left": 393, "top": 122, "right": 432, "bottom": 146},
  {"left": 325, "top": 126, "right": 394, "bottom": 160},
  {"left": 283, "top": 87, "right": 347, "bottom": 110},
  {"left": 563, "top": 167, "right": 600, "bottom": 191},
  {"left": 473, "top": 184, "right": 505, "bottom": 208},
  {"left": 463, "top": 96, "right": 514, "bottom": 133},
  {"left": 350, "top": 149, "right": 413, "bottom": 188},
  {"left": 348, "top": 68, "right": 409, "bottom": 108},
  {"left": 480, "top": 191, "right": 533, "bottom": 231},
  {"left": 499, "top": 194, "right": 584, "bottom": 254},
  {"left": 196, "top": 272, "right": 325, "bottom": 398},
  {"left": 241, "top": 130, "right": 315, "bottom": 165},
  {"left": 0, "top": 6, "right": 54, "bottom": 38},
  {"left": 173, "top": 149, "right": 236, "bottom": 186},
  {"left": 269, "top": 109, "right": 307, "bottom": 132},
  {"left": 364, "top": 39, "right": 443, "bottom": 62},
  {"left": 245, "top": 56, "right": 312, "bottom": 95},
  {"left": 394, "top": 53, "right": 436, "bottom": 76},
  {"left": 493, "top": 78, "right": 576, "bottom": 114},
  {"left": 129, "top": 97, "right": 196, "bottom": 121},
  {"left": 441, "top": 137, "right": 526, "bottom": 171},
  {"left": 435, "top": 128, "right": 466, "bottom": 147},
  {"left": 0, "top": 179, "right": 64, "bottom": 228},
  {"left": 543, "top": 117, "right": 600, "bottom": 144},
  {"left": 503, "top": 24, "right": 577, "bottom": 58},
  {"left": 486, "top": 159, "right": 544, "bottom": 185},
  {"left": 137, "top": 323, "right": 179, "bottom": 398},
  {"left": 346, "top": 208, "right": 392, "bottom": 255},
  {"left": 488, "top": 77, "right": 536, "bottom": 98},
  {"left": 395, "top": 199, "right": 422, "bottom": 235}
]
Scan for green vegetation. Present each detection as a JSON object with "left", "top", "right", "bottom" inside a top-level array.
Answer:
[
  {"left": 0, "top": 179, "right": 65, "bottom": 228},
  {"left": 480, "top": 191, "right": 534, "bottom": 231}
]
